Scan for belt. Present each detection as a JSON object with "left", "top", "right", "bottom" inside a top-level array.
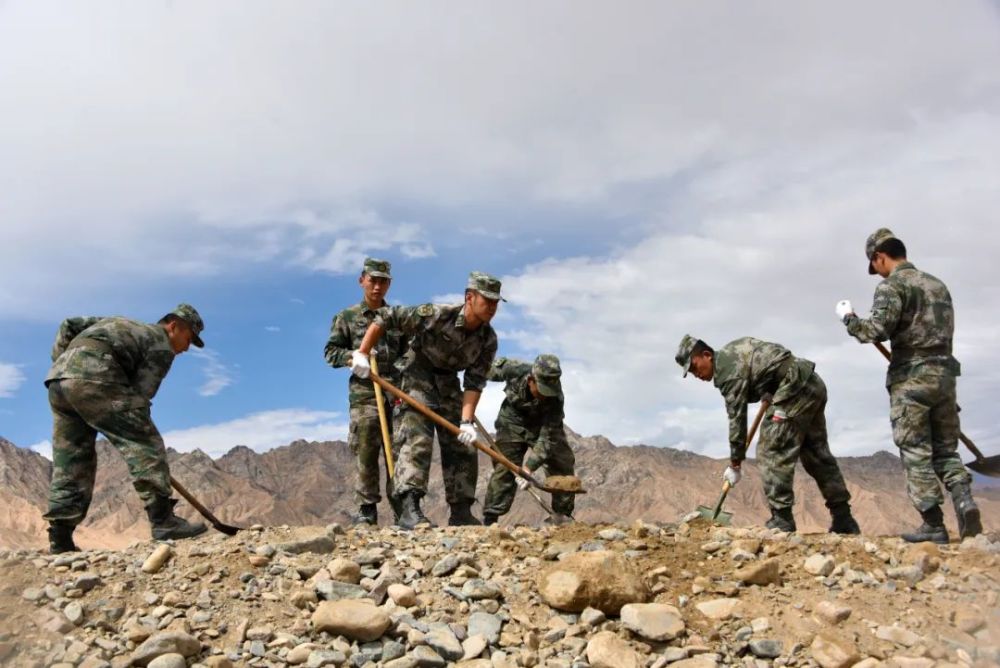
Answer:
[{"left": 890, "top": 345, "right": 951, "bottom": 364}]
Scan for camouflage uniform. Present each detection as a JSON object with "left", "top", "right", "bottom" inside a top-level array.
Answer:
[
  {"left": 483, "top": 355, "right": 575, "bottom": 518},
  {"left": 844, "top": 230, "right": 968, "bottom": 513},
  {"left": 709, "top": 337, "right": 852, "bottom": 514},
  {"left": 324, "top": 259, "right": 407, "bottom": 506},
  {"left": 375, "top": 294, "right": 498, "bottom": 505},
  {"left": 43, "top": 305, "right": 204, "bottom": 527}
]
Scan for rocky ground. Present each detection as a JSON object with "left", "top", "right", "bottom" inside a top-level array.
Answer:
[{"left": 0, "top": 518, "right": 998, "bottom": 668}]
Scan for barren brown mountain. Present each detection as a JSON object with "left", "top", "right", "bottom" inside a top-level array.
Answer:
[{"left": 1, "top": 431, "right": 996, "bottom": 550}]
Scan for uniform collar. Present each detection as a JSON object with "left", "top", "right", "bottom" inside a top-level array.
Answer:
[
  {"left": 890, "top": 261, "right": 915, "bottom": 275},
  {"left": 360, "top": 299, "right": 385, "bottom": 314}
]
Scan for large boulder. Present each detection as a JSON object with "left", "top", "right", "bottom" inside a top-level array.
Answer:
[
  {"left": 311, "top": 600, "right": 390, "bottom": 641},
  {"left": 537, "top": 551, "right": 650, "bottom": 614}
]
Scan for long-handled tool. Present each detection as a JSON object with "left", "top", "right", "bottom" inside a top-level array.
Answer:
[
  {"left": 370, "top": 354, "right": 395, "bottom": 478},
  {"left": 871, "top": 341, "right": 1000, "bottom": 477},
  {"left": 369, "top": 371, "right": 586, "bottom": 495},
  {"left": 169, "top": 476, "right": 241, "bottom": 535},
  {"left": 472, "top": 416, "right": 574, "bottom": 522},
  {"left": 695, "top": 398, "right": 770, "bottom": 525}
]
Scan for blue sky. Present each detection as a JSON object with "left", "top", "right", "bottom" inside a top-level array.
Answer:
[{"left": 2, "top": 2, "right": 1000, "bottom": 464}]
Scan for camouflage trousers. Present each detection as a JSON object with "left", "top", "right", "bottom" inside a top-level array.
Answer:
[
  {"left": 758, "top": 373, "right": 851, "bottom": 512},
  {"left": 43, "top": 379, "right": 172, "bottom": 526},
  {"left": 483, "top": 439, "right": 576, "bottom": 517},
  {"left": 348, "top": 404, "right": 398, "bottom": 506},
  {"left": 888, "top": 373, "right": 970, "bottom": 512},
  {"left": 392, "top": 402, "right": 477, "bottom": 505}
]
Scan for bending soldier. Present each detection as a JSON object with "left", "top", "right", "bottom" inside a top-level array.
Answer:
[
  {"left": 43, "top": 304, "right": 208, "bottom": 553},
  {"left": 837, "top": 228, "right": 981, "bottom": 543},
  {"left": 482, "top": 355, "right": 575, "bottom": 525},
  {"left": 324, "top": 258, "right": 407, "bottom": 526},
  {"left": 350, "top": 272, "right": 501, "bottom": 529},
  {"left": 677, "top": 334, "right": 861, "bottom": 534}
]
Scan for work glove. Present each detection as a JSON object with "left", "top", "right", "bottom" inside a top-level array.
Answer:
[
  {"left": 349, "top": 351, "right": 371, "bottom": 379},
  {"left": 517, "top": 466, "right": 544, "bottom": 491},
  {"left": 457, "top": 422, "right": 479, "bottom": 450},
  {"left": 722, "top": 465, "right": 742, "bottom": 487},
  {"left": 835, "top": 300, "right": 854, "bottom": 323}
]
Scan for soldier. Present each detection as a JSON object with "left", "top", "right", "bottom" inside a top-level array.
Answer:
[
  {"left": 349, "top": 272, "right": 501, "bottom": 529},
  {"left": 324, "top": 257, "right": 407, "bottom": 526},
  {"left": 481, "top": 354, "right": 575, "bottom": 526},
  {"left": 837, "top": 228, "right": 981, "bottom": 543},
  {"left": 676, "top": 334, "right": 861, "bottom": 534},
  {"left": 43, "top": 304, "right": 209, "bottom": 553}
]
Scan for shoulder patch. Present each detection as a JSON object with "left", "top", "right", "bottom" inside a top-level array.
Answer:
[{"left": 416, "top": 304, "right": 435, "bottom": 317}]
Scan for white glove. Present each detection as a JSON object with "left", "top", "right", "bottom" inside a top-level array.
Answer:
[
  {"left": 517, "top": 467, "right": 534, "bottom": 491},
  {"left": 835, "top": 300, "right": 854, "bottom": 322},
  {"left": 723, "top": 466, "right": 742, "bottom": 487},
  {"left": 350, "top": 351, "right": 371, "bottom": 379},
  {"left": 457, "top": 422, "right": 478, "bottom": 449}
]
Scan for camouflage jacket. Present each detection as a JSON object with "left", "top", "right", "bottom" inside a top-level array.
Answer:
[
  {"left": 45, "top": 317, "right": 175, "bottom": 403},
  {"left": 375, "top": 304, "right": 497, "bottom": 405},
  {"left": 487, "top": 357, "right": 566, "bottom": 471},
  {"left": 324, "top": 300, "right": 407, "bottom": 406},
  {"left": 713, "top": 337, "right": 815, "bottom": 462},
  {"left": 845, "top": 262, "right": 960, "bottom": 386}
]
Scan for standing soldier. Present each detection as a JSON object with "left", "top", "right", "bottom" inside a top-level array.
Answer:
[
  {"left": 837, "top": 228, "right": 981, "bottom": 543},
  {"left": 676, "top": 334, "right": 861, "bottom": 534},
  {"left": 481, "top": 354, "right": 575, "bottom": 526},
  {"left": 349, "top": 272, "right": 501, "bottom": 529},
  {"left": 43, "top": 304, "right": 209, "bottom": 553},
  {"left": 324, "top": 258, "right": 407, "bottom": 526}
]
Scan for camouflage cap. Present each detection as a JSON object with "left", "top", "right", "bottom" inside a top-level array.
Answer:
[
  {"left": 363, "top": 257, "right": 392, "bottom": 279},
  {"left": 531, "top": 353, "right": 562, "bottom": 397},
  {"left": 865, "top": 228, "right": 897, "bottom": 274},
  {"left": 675, "top": 334, "right": 699, "bottom": 377},
  {"left": 467, "top": 271, "right": 506, "bottom": 301},
  {"left": 170, "top": 303, "right": 205, "bottom": 348}
]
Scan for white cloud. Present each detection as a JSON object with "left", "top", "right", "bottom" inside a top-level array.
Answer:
[
  {"left": 0, "top": 363, "right": 26, "bottom": 398},
  {"left": 190, "top": 349, "right": 235, "bottom": 397},
  {"left": 162, "top": 409, "right": 348, "bottom": 458},
  {"left": 27, "top": 440, "right": 52, "bottom": 461},
  {"left": 264, "top": 326, "right": 281, "bottom": 333}
]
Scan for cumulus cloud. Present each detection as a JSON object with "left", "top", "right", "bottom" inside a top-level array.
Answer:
[
  {"left": 162, "top": 409, "right": 348, "bottom": 458},
  {"left": 0, "top": 363, "right": 26, "bottom": 398}
]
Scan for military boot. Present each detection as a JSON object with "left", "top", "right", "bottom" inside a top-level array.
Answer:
[
  {"left": 48, "top": 522, "right": 79, "bottom": 554},
  {"left": 145, "top": 496, "right": 208, "bottom": 541},
  {"left": 765, "top": 507, "right": 796, "bottom": 532},
  {"left": 448, "top": 502, "right": 482, "bottom": 526},
  {"left": 828, "top": 503, "right": 861, "bottom": 535},
  {"left": 397, "top": 491, "right": 435, "bottom": 530},
  {"left": 353, "top": 503, "right": 378, "bottom": 526},
  {"left": 950, "top": 483, "right": 982, "bottom": 540},
  {"left": 388, "top": 494, "right": 403, "bottom": 525},
  {"left": 901, "top": 505, "right": 949, "bottom": 544},
  {"left": 482, "top": 512, "right": 498, "bottom": 526},
  {"left": 543, "top": 513, "right": 573, "bottom": 526}
]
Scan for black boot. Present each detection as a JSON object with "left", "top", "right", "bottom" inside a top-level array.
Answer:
[
  {"left": 448, "top": 502, "right": 482, "bottom": 526},
  {"left": 828, "top": 503, "right": 861, "bottom": 535},
  {"left": 765, "top": 507, "right": 796, "bottom": 532},
  {"left": 482, "top": 512, "right": 498, "bottom": 526},
  {"left": 901, "top": 505, "right": 949, "bottom": 544},
  {"left": 145, "top": 496, "right": 208, "bottom": 541},
  {"left": 389, "top": 494, "right": 403, "bottom": 525},
  {"left": 48, "top": 523, "right": 79, "bottom": 554},
  {"left": 353, "top": 503, "right": 378, "bottom": 526},
  {"left": 397, "top": 491, "right": 435, "bottom": 530},
  {"left": 950, "top": 483, "right": 982, "bottom": 540}
]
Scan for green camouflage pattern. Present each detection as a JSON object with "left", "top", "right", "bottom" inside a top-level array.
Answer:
[
  {"left": 756, "top": 372, "right": 851, "bottom": 511},
  {"left": 348, "top": 405, "right": 398, "bottom": 505},
  {"left": 46, "top": 317, "right": 176, "bottom": 402},
  {"left": 169, "top": 303, "right": 205, "bottom": 347},
  {"left": 376, "top": 303, "right": 498, "bottom": 500},
  {"left": 530, "top": 353, "right": 562, "bottom": 397},
  {"left": 466, "top": 271, "right": 505, "bottom": 301},
  {"left": 44, "top": 379, "right": 172, "bottom": 525},
  {"left": 483, "top": 437, "right": 576, "bottom": 517},
  {"left": 845, "top": 262, "right": 960, "bottom": 387},
  {"left": 324, "top": 300, "right": 407, "bottom": 406},
  {"left": 865, "top": 227, "right": 898, "bottom": 273},
  {"left": 363, "top": 257, "right": 392, "bottom": 278},
  {"left": 674, "top": 333, "right": 699, "bottom": 376}
]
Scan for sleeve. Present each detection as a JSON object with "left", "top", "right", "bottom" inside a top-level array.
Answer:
[
  {"left": 487, "top": 357, "right": 530, "bottom": 382},
  {"left": 50, "top": 317, "right": 104, "bottom": 361},
  {"left": 132, "top": 351, "right": 175, "bottom": 402},
  {"left": 463, "top": 333, "right": 498, "bottom": 393},
  {"left": 525, "top": 401, "right": 566, "bottom": 471},
  {"left": 720, "top": 378, "right": 750, "bottom": 462},
  {"left": 375, "top": 304, "right": 429, "bottom": 337},
  {"left": 845, "top": 281, "right": 902, "bottom": 343},
  {"left": 323, "top": 311, "right": 353, "bottom": 368}
]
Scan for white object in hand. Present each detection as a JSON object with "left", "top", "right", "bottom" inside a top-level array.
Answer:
[
  {"left": 835, "top": 300, "right": 854, "bottom": 322},
  {"left": 350, "top": 351, "right": 371, "bottom": 378},
  {"left": 723, "top": 465, "right": 742, "bottom": 487},
  {"left": 457, "top": 422, "right": 478, "bottom": 448}
]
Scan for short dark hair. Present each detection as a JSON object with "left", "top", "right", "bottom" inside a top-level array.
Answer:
[
  {"left": 692, "top": 340, "right": 714, "bottom": 356},
  {"left": 876, "top": 238, "right": 907, "bottom": 260}
]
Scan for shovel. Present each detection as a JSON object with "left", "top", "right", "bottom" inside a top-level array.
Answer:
[
  {"left": 169, "top": 476, "right": 241, "bottom": 536},
  {"left": 368, "top": 371, "right": 586, "bottom": 495},
  {"left": 872, "top": 342, "right": 1000, "bottom": 477},
  {"left": 370, "top": 354, "right": 395, "bottom": 478},
  {"left": 695, "top": 398, "right": 770, "bottom": 525}
]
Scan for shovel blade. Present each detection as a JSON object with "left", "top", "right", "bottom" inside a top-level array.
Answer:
[
  {"left": 967, "top": 455, "right": 1000, "bottom": 478},
  {"left": 695, "top": 505, "right": 733, "bottom": 526}
]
